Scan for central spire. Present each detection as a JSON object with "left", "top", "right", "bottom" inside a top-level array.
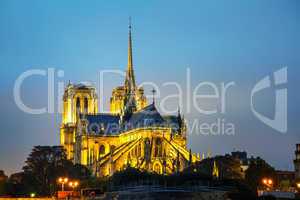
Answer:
[
  {"left": 128, "top": 17, "right": 133, "bottom": 75},
  {"left": 122, "top": 17, "right": 137, "bottom": 119},
  {"left": 125, "top": 17, "right": 136, "bottom": 93}
]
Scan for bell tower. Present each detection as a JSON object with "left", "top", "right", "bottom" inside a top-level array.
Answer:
[{"left": 60, "top": 83, "right": 98, "bottom": 160}]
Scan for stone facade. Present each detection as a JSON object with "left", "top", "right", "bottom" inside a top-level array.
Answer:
[{"left": 60, "top": 24, "right": 199, "bottom": 177}]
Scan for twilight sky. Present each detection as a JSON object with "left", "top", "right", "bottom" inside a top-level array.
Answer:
[{"left": 0, "top": 0, "right": 300, "bottom": 175}]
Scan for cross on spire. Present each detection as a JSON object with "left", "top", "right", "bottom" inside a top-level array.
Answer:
[
  {"left": 151, "top": 88, "right": 156, "bottom": 104},
  {"left": 129, "top": 16, "right": 132, "bottom": 30}
]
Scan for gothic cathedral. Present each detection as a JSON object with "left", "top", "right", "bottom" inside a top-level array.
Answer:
[{"left": 60, "top": 24, "right": 199, "bottom": 177}]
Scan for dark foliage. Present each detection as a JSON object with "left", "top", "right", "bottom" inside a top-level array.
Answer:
[
  {"left": 184, "top": 156, "right": 244, "bottom": 180},
  {"left": 3, "top": 146, "right": 92, "bottom": 196},
  {"left": 245, "top": 157, "right": 276, "bottom": 193}
]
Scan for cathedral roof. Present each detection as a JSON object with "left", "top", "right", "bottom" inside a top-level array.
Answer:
[
  {"left": 124, "top": 103, "right": 165, "bottom": 131},
  {"left": 81, "top": 104, "right": 182, "bottom": 135},
  {"left": 66, "top": 82, "right": 95, "bottom": 91},
  {"left": 163, "top": 115, "right": 181, "bottom": 132},
  {"left": 82, "top": 113, "right": 120, "bottom": 135}
]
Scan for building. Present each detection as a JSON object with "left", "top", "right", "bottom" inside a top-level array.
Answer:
[
  {"left": 231, "top": 151, "right": 247, "bottom": 163},
  {"left": 60, "top": 24, "right": 199, "bottom": 177},
  {"left": 294, "top": 143, "right": 300, "bottom": 180},
  {"left": 275, "top": 170, "right": 295, "bottom": 192},
  {"left": 231, "top": 151, "right": 249, "bottom": 173}
]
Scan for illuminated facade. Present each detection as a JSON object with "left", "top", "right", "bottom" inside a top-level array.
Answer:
[{"left": 60, "top": 24, "right": 200, "bottom": 177}]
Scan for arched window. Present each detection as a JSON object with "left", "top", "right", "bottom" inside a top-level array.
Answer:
[
  {"left": 155, "top": 138, "right": 162, "bottom": 157},
  {"left": 110, "top": 145, "right": 116, "bottom": 153},
  {"left": 99, "top": 145, "right": 105, "bottom": 155},
  {"left": 76, "top": 97, "right": 81, "bottom": 114},
  {"left": 153, "top": 163, "right": 162, "bottom": 174},
  {"left": 84, "top": 97, "right": 88, "bottom": 113},
  {"left": 138, "top": 144, "right": 141, "bottom": 157},
  {"left": 144, "top": 138, "right": 151, "bottom": 160}
]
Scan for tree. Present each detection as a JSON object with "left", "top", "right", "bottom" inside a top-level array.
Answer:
[
  {"left": 19, "top": 146, "right": 91, "bottom": 196},
  {"left": 245, "top": 157, "right": 276, "bottom": 193},
  {"left": 0, "top": 170, "right": 8, "bottom": 195},
  {"left": 5, "top": 172, "right": 35, "bottom": 196},
  {"left": 185, "top": 156, "right": 244, "bottom": 180},
  {"left": 22, "top": 146, "right": 71, "bottom": 195}
]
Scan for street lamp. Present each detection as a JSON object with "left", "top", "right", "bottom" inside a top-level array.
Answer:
[
  {"left": 296, "top": 182, "right": 300, "bottom": 189},
  {"left": 262, "top": 178, "right": 273, "bottom": 190},
  {"left": 69, "top": 181, "right": 79, "bottom": 191},
  {"left": 58, "top": 177, "right": 68, "bottom": 191},
  {"left": 30, "top": 193, "right": 36, "bottom": 198},
  {"left": 268, "top": 179, "right": 273, "bottom": 185},
  {"left": 262, "top": 178, "right": 268, "bottom": 185}
]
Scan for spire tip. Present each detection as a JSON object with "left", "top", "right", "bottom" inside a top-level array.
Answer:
[{"left": 129, "top": 16, "right": 132, "bottom": 30}]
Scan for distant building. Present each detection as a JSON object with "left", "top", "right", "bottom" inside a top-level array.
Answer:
[
  {"left": 231, "top": 151, "right": 249, "bottom": 173},
  {"left": 275, "top": 170, "right": 295, "bottom": 192},
  {"left": 231, "top": 151, "right": 248, "bottom": 164},
  {"left": 294, "top": 144, "right": 300, "bottom": 180}
]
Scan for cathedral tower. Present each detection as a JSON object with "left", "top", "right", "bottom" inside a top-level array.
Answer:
[{"left": 60, "top": 83, "right": 98, "bottom": 160}]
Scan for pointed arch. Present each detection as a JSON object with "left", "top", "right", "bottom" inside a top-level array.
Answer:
[
  {"left": 76, "top": 97, "right": 81, "bottom": 114},
  {"left": 84, "top": 97, "right": 88, "bottom": 113}
]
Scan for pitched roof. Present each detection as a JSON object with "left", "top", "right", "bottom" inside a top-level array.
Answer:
[
  {"left": 163, "top": 115, "right": 181, "bottom": 132},
  {"left": 125, "top": 103, "right": 166, "bottom": 131},
  {"left": 82, "top": 114, "right": 120, "bottom": 135},
  {"left": 80, "top": 104, "right": 182, "bottom": 135}
]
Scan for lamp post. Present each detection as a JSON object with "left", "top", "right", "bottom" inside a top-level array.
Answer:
[
  {"left": 262, "top": 178, "right": 273, "bottom": 190},
  {"left": 58, "top": 177, "right": 68, "bottom": 191},
  {"left": 69, "top": 181, "right": 79, "bottom": 192}
]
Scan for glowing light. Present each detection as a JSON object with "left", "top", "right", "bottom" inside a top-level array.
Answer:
[
  {"left": 268, "top": 179, "right": 273, "bottom": 185},
  {"left": 69, "top": 181, "right": 79, "bottom": 190},
  {"left": 58, "top": 177, "right": 69, "bottom": 191},
  {"left": 30, "top": 193, "right": 36, "bottom": 198},
  {"left": 74, "top": 181, "right": 79, "bottom": 187},
  {"left": 262, "top": 179, "right": 267, "bottom": 184},
  {"left": 262, "top": 178, "right": 273, "bottom": 187}
]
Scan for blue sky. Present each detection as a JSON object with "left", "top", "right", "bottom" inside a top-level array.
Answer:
[{"left": 0, "top": 0, "right": 299, "bottom": 174}]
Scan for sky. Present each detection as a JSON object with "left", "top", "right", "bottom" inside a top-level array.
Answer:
[{"left": 0, "top": 0, "right": 300, "bottom": 175}]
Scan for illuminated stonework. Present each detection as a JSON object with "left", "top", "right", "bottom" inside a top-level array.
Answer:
[
  {"left": 60, "top": 24, "right": 200, "bottom": 177},
  {"left": 60, "top": 83, "right": 98, "bottom": 160},
  {"left": 110, "top": 86, "right": 147, "bottom": 115}
]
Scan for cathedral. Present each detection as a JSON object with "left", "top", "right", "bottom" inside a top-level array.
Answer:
[{"left": 60, "top": 24, "right": 200, "bottom": 177}]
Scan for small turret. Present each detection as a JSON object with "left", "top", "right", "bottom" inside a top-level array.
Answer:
[{"left": 212, "top": 160, "right": 219, "bottom": 179}]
